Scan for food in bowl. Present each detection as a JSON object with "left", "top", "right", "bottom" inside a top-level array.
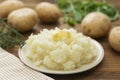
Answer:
[{"left": 22, "top": 28, "right": 98, "bottom": 71}]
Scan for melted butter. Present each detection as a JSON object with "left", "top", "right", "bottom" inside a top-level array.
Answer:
[{"left": 52, "top": 31, "right": 72, "bottom": 43}]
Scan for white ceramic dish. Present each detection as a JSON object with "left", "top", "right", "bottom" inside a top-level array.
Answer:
[{"left": 18, "top": 39, "right": 104, "bottom": 75}]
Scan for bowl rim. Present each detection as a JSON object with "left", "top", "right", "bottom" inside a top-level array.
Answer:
[{"left": 18, "top": 39, "right": 104, "bottom": 75}]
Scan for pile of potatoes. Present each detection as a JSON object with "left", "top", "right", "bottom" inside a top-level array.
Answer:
[
  {"left": 0, "top": 0, "right": 119, "bottom": 52},
  {"left": 80, "top": 12, "right": 120, "bottom": 52},
  {"left": 0, "top": 0, "right": 61, "bottom": 32}
]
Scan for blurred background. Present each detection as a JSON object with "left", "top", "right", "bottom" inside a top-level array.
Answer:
[{"left": 0, "top": 0, "right": 119, "bottom": 11}]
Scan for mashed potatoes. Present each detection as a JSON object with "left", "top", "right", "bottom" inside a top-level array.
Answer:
[{"left": 22, "top": 28, "right": 98, "bottom": 70}]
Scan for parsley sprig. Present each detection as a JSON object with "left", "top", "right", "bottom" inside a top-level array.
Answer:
[
  {"left": 56, "top": 0, "right": 119, "bottom": 25},
  {"left": 0, "top": 18, "right": 23, "bottom": 49}
]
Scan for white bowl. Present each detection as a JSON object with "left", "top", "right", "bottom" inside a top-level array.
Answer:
[{"left": 18, "top": 39, "right": 104, "bottom": 75}]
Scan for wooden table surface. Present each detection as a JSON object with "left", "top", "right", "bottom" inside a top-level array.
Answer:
[{"left": 1, "top": 0, "right": 120, "bottom": 80}]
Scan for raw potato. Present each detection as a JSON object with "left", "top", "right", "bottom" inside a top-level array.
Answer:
[
  {"left": 8, "top": 8, "right": 38, "bottom": 32},
  {"left": 81, "top": 12, "right": 111, "bottom": 38},
  {"left": 35, "top": 2, "right": 61, "bottom": 23},
  {"left": 109, "top": 27, "right": 120, "bottom": 52},
  {"left": 0, "top": 0, "right": 24, "bottom": 18}
]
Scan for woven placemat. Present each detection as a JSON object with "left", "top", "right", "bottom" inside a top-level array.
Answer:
[{"left": 0, "top": 47, "right": 54, "bottom": 80}]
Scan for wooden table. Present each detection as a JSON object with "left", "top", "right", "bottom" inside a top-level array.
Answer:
[{"left": 1, "top": 0, "right": 120, "bottom": 80}]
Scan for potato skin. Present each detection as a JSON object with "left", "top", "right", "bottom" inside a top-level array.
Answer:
[
  {"left": 8, "top": 8, "right": 38, "bottom": 32},
  {"left": 81, "top": 12, "right": 111, "bottom": 38},
  {"left": 109, "top": 27, "right": 120, "bottom": 52},
  {"left": 0, "top": 0, "right": 24, "bottom": 18},
  {"left": 35, "top": 2, "right": 61, "bottom": 23}
]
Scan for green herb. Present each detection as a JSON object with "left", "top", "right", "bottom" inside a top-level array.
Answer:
[
  {"left": 0, "top": 18, "right": 23, "bottom": 49},
  {"left": 56, "top": 0, "right": 119, "bottom": 25}
]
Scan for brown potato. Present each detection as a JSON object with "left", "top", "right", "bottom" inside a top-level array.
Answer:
[
  {"left": 8, "top": 8, "right": 38, "bottom": 32},
  {"left": 109, "top": 27, "right": 120, "bottom": 52},
  {"left": 35, "top": 2, "right": 61, "bottom": 23},
  {"left": 0, "top": 0, "right": 24, "bottom": 18},
  {"left": 81, "top": 12, "right": 111, "bottom": 38}
]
